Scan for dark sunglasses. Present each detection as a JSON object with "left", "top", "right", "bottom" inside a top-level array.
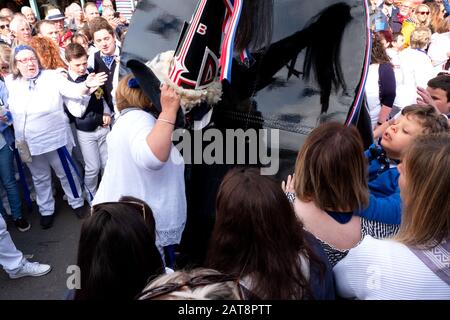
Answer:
[
  {"left": 418, "top": 11, "right": 430, "bottom": 15},
  {"left": 136, "top": 273, "right": 243, "bottom": 300},
  {"left": 91, "top": 200, "right": 147, "bottom": 220},
  {"left": 0, "top": 24, "right": 10, "bottom": 29}
]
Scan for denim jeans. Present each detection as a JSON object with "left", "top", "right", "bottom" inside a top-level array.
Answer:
[{"left": 0, "top": 144, "right": 22, "bottom": 220}]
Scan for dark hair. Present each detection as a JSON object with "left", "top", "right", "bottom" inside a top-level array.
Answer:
[
  {"left": 74, "top": 197, "right": 164, "bottom": 300},
  {"left": 376, "top": 30, "right": 393, "bottom": 44},
  {"left": 65, "top": 42, "right": 87, "bottom": 62},
  {"left": 89, "top": 16, "right": 114, "bottom": 38},
  {"left": 78, "top": 24, "right": 93, "bottom": 42},
  {"left": 402, "top": 105, "right": 449, "bottom": 134},
  {"left": 371, "top": 32, "right": 392, "bottom": 65},
  {"left": 427, "top": 75, "right": 450, "bottom": 102},
  {"left": 392, "top": 32, "right": 404, "bottom": 42},
  {"left": 206, "top": 167, "right": 325, "bottom": 300},
  {"left": 235, "top": 0, "right": 273, "bottom": 51},
  {"left": 303, "top": 3, "right": 351, "bottom": 114}
]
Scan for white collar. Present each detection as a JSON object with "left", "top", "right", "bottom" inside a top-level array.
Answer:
[{"left": 68, "top": 69, "right": 87, "bottom": 81}]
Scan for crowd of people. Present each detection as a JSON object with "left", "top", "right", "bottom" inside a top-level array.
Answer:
[{"left": 0, "top": 0, "right": 449, "bottom": 300}]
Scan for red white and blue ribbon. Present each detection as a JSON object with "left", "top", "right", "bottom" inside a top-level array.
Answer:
[
  {"left": 240, "top": 48, "right": 252, "bottom": 66},
  {"left": 220, "top": 0, "right": 243, "bottom": 82}
]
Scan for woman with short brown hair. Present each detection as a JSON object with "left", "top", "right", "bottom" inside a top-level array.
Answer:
[{"left": 286, "top": 122, "right": 399, "bottom": 267}]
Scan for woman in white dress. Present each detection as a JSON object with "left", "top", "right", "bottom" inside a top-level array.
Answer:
[{"left": 93, "top": 74, "right": 186, "bottom": 261}]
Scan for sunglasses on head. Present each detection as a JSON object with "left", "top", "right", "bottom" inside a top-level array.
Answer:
[
  {"left": 91, "top": 200, "right": 147, "bottom": 220},
  {"left": 136, "top": 273, "right": 244, "bottom": 300},
  {"left": 0, "top": 24, "right": 9, "bottom": 29}
]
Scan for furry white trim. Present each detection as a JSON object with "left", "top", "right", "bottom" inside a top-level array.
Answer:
[{"left": 146, "top": 50, "right": 222, "bottom": 113}]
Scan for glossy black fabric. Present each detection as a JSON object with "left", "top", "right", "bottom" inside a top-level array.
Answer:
[{"left": 122, "top": 0, "right": 371, "bottom": 266}]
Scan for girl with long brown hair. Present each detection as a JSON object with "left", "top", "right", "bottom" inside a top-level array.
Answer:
[
  {"left": 206, "top": 167, "right": 335, "bottom": 300},
  {"left": 366, "top": 32, "right": 396, "bottom": 129}
]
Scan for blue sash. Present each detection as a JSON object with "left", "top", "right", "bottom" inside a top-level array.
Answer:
[
  {"left": 12, "top": 148, "right": 33, "bottom": 212},
  {"left": 57, "top": 146, "right": 93, "bottom": 202}
]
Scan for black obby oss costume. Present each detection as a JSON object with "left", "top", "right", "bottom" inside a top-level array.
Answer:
[{"left": 123, "top": 0, "right": 372, "bottom": 265}]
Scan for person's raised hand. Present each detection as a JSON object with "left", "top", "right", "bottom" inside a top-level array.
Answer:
[
  {"left": 159, "top": 84, "right": 181, "bottom": 118},
  {"left": 85, "top": 72, "right": 108, "bottom": 91},
  {"left": 417, "top": 86, "right": 436, "bottom": 107},
  {"left": 281, "top": 174, "right": 296, "bottom": 193}
]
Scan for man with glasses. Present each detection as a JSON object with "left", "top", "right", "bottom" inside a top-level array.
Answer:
[{"left": 0, "top": 17, "right": 12, "bottom": 46}]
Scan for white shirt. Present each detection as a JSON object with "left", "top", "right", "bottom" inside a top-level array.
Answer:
[
  {"left": 398, "top": 48, "right": 436, "bottom": 107},
  {"left": 333, "top": 236, "right": 450, "bottom": 300},
  {"left": 65, "top": 69, "right": 111, "bottom": 116},
  {"left": 386, "top": 48, "right": 408, "bottom": 111},
  {"left": 428, "top": 32, "right": 450, "bottom": 73},
  {"left": 5, "top": 70, "right": 89, "bottom": 155},
  {"left": 365, "top": 64, "right": 382, "bottom": 129},
  {"left": 93, "top": 109, "right": 186, "bottom": 248}
]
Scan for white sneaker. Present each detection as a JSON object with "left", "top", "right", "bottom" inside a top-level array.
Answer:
[{"left": 9, "top": 260, "right": 52, "bottom": 279}]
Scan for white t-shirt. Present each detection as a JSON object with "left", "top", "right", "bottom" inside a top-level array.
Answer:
[
  {"left": 93, "top": 108, "right": 186, "bottom": 248},
  {"left": 365, "top": 64, "right": 382, "bottom": 129},
  {"left": 428, "top": 32, "right": 450, "bottom": 73},
  {"left": 5, "top": 70, "right": 88, "bottom": 155},
  {"left": 398, "top": 48, "right": 436, "bottom": 107},
  {"left": 333, "top": 236, "right": 450, "bottom": 300},
  {"left": 386, "top": 48, "right": 408, "bottom": 113}
]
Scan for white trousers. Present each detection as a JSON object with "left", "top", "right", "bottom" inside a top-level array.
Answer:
[
  {"left": 26, "top": 146, "right": 84, "bottom": 216},
  {"left": 76, "top": 126, "right": 109, "bottom": 199},
  {"left": 0, "top": 214, "right": 23, "bottom": 274}
]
